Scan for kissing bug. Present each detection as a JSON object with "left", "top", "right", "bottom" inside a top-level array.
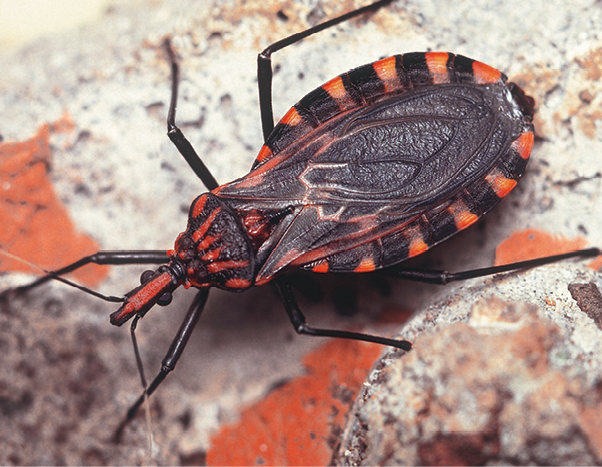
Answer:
[{"left": 3, "top": 0, "right": 600, "bottom": 448}]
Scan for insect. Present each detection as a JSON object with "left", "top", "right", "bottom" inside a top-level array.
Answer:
[{"left": 5, "top": 0, "right": 600, "bottom": 442}]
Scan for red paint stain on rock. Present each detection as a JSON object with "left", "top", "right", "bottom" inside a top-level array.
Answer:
[
  {"left": 589, "top": 255, "right": 602, "bottom": 272},
  {"left": 0, "top": 118, "right": 108, "bottom": 286},
  {"left": 206, "top": 339, "right": 384, "bottom": 466},
  {"left": 495, "top": 228, "right": 600, "bottom": 270}
]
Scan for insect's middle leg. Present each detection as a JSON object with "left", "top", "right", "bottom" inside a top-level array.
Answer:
[{"left": 162, "top": 38, "right": 219, "bottom": 191}]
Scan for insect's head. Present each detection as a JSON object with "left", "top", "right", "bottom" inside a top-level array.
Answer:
[
  {"left": 109, "top": 262, "right": 184, "bottom": 326},
  {"left": 110, "top": 193, "right": 255, "bottom": 326}
]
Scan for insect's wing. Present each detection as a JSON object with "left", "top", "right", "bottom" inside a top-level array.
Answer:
[
  {"left": 217, "top": 64, "right": 533, "bottom": 283},
  {"left": 255, "top": 203, "right": 420, "bottom": 280}
]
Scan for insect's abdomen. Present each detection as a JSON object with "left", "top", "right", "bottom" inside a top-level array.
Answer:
[{"left": 215, "top": 52, "right": 535, "bottom": 282}]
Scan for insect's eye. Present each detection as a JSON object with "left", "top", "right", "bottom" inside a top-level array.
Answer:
[
  {"left": 140, "top": 270, "right": 155, "bottom": 285},
  {"left": 138, "top": 270, "right": 173, "bottom": 306},
  {"left": 157, "top": 292, "right": 173, "bottom": 307}
]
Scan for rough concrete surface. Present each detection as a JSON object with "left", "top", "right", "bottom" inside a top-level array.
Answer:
[
  {"left": 337, "top": 267, "right": 602, "bottom": 465},
  {"left": 0, "top": 0, "right": 601, "bottom": 465}
]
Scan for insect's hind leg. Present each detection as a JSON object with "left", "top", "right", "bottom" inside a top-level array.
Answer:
[
  {"left": 257, "top": 0, "right": 394, "bottom": 141},
  {"left": 386, "top": 248, "right": 601, "bottom": 284},
  {"left": 273, "top": 277, "right": 412, "bottom": 351},
  {"left": 162, "top": 38, "right": 219, "bottom": 191}
]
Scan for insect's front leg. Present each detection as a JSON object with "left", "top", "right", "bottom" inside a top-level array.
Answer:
[{"left": 112, "top": 288, "right": 209, "bottom": 443}]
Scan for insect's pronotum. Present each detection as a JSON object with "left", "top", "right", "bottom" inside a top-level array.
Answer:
[{"left": 5, "top": 0, "right": 600, "bottom": 440}]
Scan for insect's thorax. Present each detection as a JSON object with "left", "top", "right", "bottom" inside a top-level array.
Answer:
[{"left": 169, "top": 193, "right": 257, "bottom": 290}]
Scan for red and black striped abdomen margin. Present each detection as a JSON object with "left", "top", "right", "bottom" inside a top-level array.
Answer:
[{"left": 253, "top": 52, "right": 517, "bottom": 168}]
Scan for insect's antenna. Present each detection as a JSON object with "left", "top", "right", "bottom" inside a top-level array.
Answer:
[
  {"left": 0, "top": 250, "right": 124, "bottom": 303},
  {"left": 130, "top": 315, "right": 155, "bottom": 455}
]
